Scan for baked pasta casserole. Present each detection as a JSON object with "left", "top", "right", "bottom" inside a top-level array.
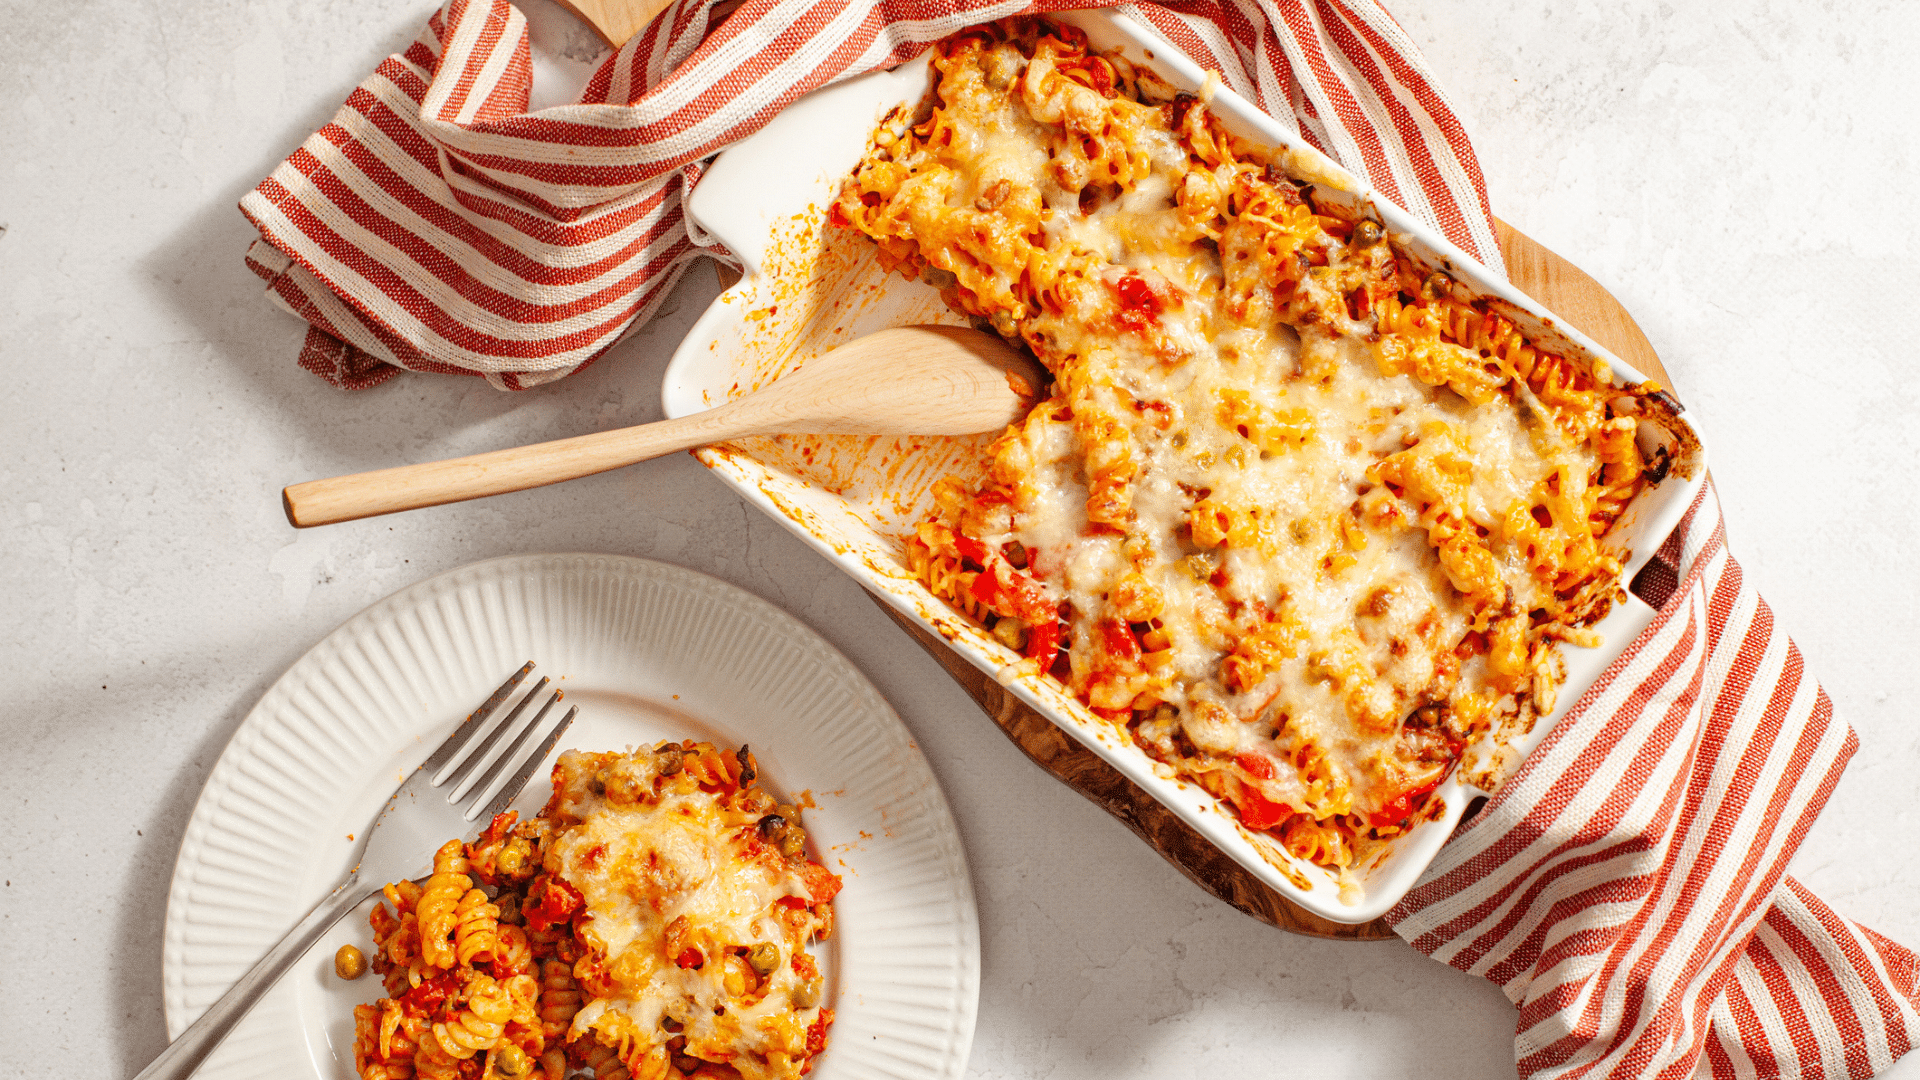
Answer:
[
  {"left": 351, "top": 742, "right": 840, "bottom": 1080},
  {"left": 831, "top": 18, "right": 1684, "bottom": 872}
]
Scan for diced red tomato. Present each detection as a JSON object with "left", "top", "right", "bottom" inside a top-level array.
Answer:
[
  {"left": 1112, "top": 273, "right": 1163, "bottom": 331},
  {"left": 400, "top": 972, "right": 459, "bottom": 1013},
  {"left": 805, "top": 1008, "right": 835, "bottom": 1057},
  {"left": 1235, "top": 785, "right": 1292, "bottom": 832},
  {"left": 479, "top": 811, "right": 516, "bottom": 846},
  {"left": 676, "top": 947, "right": 705, "bottom": 969},
  {"left": 1234, "top": 752, "right": 1275, "bottom": 780},
  {"left": 952, "top": 533, "right": 991, "bottom": 566},
  {"left": 1228, "top": 753, "right": 1291, "bottom": 828},
  {"left": 795, "top": 860, "right": 843, "bottom": 904},
  {"left": 1367, "top": 775, "right": 1444, "bottom": 829},
  {"left": 1088, "top": 61, "right": 1115, "bottom": 96},
  {"left": 792, "top": 951, "right": 820, "bottom": 980},
  {"left": 968, "top": 569, "right": 1002, "bottom": 608},
  {"left": 1100, "top": 619, "right": 1141, "bottom": 663},
  {"left": 522, "top": 875, "right": 584, "bottom": 933},
  {"left": 1025, "top": 620, "right": 1063, "bottom": 666}
]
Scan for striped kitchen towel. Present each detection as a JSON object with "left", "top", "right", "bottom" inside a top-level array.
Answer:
[
  {"left": 239, "top": 1, "right": 1919, "bottom": 1076},
  {"left": 1390, "top": 480, "right": 1920, "bottom": 1079},
  {"left": 238, "top": 0, "right": 1497, "bottom": 388}
]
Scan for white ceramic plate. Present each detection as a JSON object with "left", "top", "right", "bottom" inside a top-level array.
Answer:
[
  {"left": 161, "top": 554, "right": 980, "bottom": 1080},
  {"left": 665, "top": 8, "right": 1707, "bottom": 924}
]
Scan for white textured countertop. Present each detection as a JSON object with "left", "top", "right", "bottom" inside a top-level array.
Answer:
[{"left": 3, "top": 1, "right": 1916, "bottom": 1076}]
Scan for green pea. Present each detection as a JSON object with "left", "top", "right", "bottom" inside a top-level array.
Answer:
[
  {"left": 748, "top": 943, "right": 781, "bottom": 976},
  {"left": 334, "top": 944, "right": 367, "bottom": 980},
  {"left": 497, "top": 843, "right": 524, "bottom": 876},
  {"left": 493, "top": 1044, "right": 530, "bottom": 1076},
  {"left": 779, "top": 828, "right": 807, "bottom": 860}
]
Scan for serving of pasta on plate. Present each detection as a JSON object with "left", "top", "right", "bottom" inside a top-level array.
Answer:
[{"left": 348, "top": 742, "right": 840, "bottom": 1080}]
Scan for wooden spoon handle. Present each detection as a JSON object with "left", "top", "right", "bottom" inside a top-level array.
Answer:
[{"left": 282, "top": 408, "right": 747, "bottom": 528}]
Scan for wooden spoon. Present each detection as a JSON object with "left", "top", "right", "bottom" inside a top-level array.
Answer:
[{"left": 281, "top": 325, "right": 1043, "bottom": 528}]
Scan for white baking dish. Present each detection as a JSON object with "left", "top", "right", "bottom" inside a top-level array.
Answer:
[{"left": 663, "top": 7, "right": 1706, "bottom": 924}]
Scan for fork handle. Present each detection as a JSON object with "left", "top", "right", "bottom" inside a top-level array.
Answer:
[{"left": 132, "top": 873, "right": 369, "bottom": 1080}]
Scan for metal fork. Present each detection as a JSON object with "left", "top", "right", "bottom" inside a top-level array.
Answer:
[{"left": 133, "top": 662, "right": 577, "bottom": 1080}]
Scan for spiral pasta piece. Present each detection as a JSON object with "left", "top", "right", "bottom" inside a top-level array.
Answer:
[
  {"left": 352, "top": 1002, "right": 421, "bottom": 1080},
  {"left": 410, "top": 1034, "right": 461, "bottom": 1080},
  {"left": 491, "top": 922, "right": 533, "bottom": 978},
  {"left": 415, "top": 840, "right": 472, "bottom": 971},
  {"left": 431, "top": 975, "right": 511, "bottom": 1060},
  {"left": 452, "top": 887, "right": 499, "bottom": 967},
  {"left": 572, "top": 1036, "right": 632, "bottom": 1080},
  {"left": 679, "top": 744, "right": 745, "bottom": 790},
  {"left": 536, "top": 958, "right": 583, "bottom": 1042}
]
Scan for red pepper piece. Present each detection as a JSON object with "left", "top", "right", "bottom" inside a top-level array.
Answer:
[
  {"left": 968, "top": 569, "right": 1003, "bottom": 608},
  {"left": 1112, "top": 273, "right": 1164, "bottom": 331},
  {"left": 795, "top": 860, "right": 843, "bottom": 904},
  {"left": 522, "top": 875, "right": 584, "bottom": 933},
  {"left": 1236, "top": 788, "right": 1291, "bottom": 831},
  {"left": 805, "top": 1007, "right": 834, "bottom": 1056},
  {"left": 1367, "top": 775, "right": 1444, "bottom": 829},
  {"left": 399, "top": 972, "right": 459, "bottom": 1014},
  {"left": 1100, "top": 618, "right": 1141, "bottom": 663},
  {"left": 952, "top": 533, "right": 991, "bottom": 566},
  {"left": 1025, "top": 620, "right": 1062, "bottom": 667}
]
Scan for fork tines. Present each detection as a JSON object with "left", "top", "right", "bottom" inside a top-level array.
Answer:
[{"left": 429, "top": 662, "right": 577, "bottom": 822}]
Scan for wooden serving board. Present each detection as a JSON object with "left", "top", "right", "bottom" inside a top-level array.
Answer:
[{"left": 869, "top": 221, "right": 1675, "bottom": 940}]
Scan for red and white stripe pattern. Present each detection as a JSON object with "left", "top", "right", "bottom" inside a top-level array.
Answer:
[
  {"left": 1390, "top": 483, "right": 1920, "bottom": 1079},
  {"left": 239, "top": 0, "right": 1499, "bottom": 388}
]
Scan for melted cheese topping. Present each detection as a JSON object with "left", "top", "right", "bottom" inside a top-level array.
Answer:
[
  {"left": 838, "top": 18, "right": 1658, "bottom": 869},
  {"left": 547, "top": 748, "right": 832, "bottom": 1080}
]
